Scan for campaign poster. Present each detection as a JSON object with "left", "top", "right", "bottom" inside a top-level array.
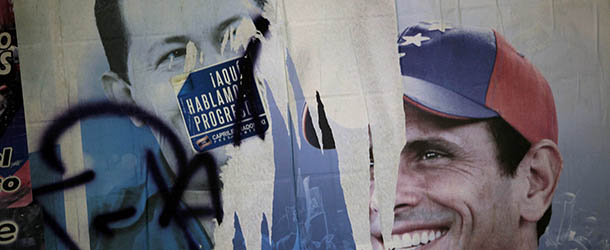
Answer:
[
  {"left": 389, "top": 2, "right": 610, "bottom": 250},
  {"left": 0, "top": 205, "right": 44, "bottom": 250},
  {"left": 12, "top": 0, "right": 610, "bottom": 250},
  {"left": 15, "top": 0, "right": 402, "bottom": 249},
  {"left": 0, "top": 0, "right": 32, "bottom": 209}
]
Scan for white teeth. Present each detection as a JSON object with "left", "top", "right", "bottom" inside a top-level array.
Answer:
[
  {"left": 392, "top": 234, "right": 401, "bottom": 244},
  {"left": 392, "top": 229, "right": 447, "bottom": 249},
  {"left": 412, "top": 233, "right": 420, "bottom": 245},
  {"left": 402, "top": 233, "right": 412, "bottom": 247},
  {"left": 421, "top": 231, "right": 429, "bottom": 244},
  {"left": 429, "top": 230, "right": 436, "bottom": 241}
]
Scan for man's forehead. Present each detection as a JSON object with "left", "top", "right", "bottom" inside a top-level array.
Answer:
[
  {"left": 403, "top": 101, "right": 492, "bottom": 145},
  {"left": 120, "top": 0, "right": 257, "bottom": 37}
]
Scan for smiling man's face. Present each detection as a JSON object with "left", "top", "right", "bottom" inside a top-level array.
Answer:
[
  {"left": 102, "top": 0, "right": 261, "bottom": 189},
  {"left": 371, "top": 102, "right": 522, "bottom": 250}
]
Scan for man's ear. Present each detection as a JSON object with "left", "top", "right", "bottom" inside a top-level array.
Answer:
[
  {"left": 100, "top": 71, "right": 143, "bottom": 127},
  {"left": 518, "top": 139, "right": 563, "bottom": 222}
]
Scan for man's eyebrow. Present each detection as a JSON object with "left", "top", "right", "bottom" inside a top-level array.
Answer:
[
  {"left": 146, "top": 35, "right": 190, "bottom": 62},
  {"left": 213, "top": 16, "right": 243, "bottom": 51},
  {"left": 401, "top": 138, "right": 462, "bottom": 156},
  {"left": 164, "top": 36, "right": 189, "bottom": 44}
]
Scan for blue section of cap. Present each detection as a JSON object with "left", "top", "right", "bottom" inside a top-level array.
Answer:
[
  {"left": 399, "top": 22, "right": 497, "bottom": 111},
  {"left": 403, "top": 76, "right": 498, "bottom": 118}
]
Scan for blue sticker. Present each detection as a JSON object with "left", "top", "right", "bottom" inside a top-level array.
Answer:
[{"left": 174, "top": 57, "right": 268, "bottom": 152}]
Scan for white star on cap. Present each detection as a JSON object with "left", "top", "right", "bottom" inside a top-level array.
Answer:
[
  {"left": 399, "top": 33, "right": 430, "bottom": 47},
  {"left": 428, "top": 22, "right": 452, "bottom": 32}
]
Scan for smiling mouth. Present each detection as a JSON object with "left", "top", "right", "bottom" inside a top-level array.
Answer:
[{"left": 389, "top": 228, "right": 448, "bottom": 250}]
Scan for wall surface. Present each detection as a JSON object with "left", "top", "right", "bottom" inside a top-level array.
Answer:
[{"left": 9, "top": 0, "right": 610, "bottom": 249}]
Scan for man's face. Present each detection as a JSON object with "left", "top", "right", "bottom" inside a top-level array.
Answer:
[
  {"left": 371, "top": 103, "right": 521, "bottom": 250},
  {"left": 120, "top": 0, "right": 259, "bottom": 189}
]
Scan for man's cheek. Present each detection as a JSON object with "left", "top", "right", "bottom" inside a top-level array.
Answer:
[
  {"left": 421, "top": 170, "right": 464, "bottom": 195},
  {"left": 145, "top": 79, "right": 194, "bottom": 147},
  {"left": 135, "top": 77, "right": 181, "bottom": 116},
  {"left": 424, "top": 175, "right": 475, "bottom": 232}
]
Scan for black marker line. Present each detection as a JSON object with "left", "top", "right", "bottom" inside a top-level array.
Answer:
[
  {"left": 92, "top": 207, "right": 137, "bottom": 237},
  {"left": 38, "top": 203, "right": 81, "bottom": 250},
  {"left": 39, "top": 101, "right": 187, "bottom": 174},
  {"left": 32, "top": 170, "right": 95, "bottom": 197},
  {"left": 36, "top": 101, "right": 223, "bottom": 243},
  {"left": 159, "top": 152, "right": 222, "bottom": 226},
  {"left": 233, "top": 15, "right": 270, "bottom": 145}
]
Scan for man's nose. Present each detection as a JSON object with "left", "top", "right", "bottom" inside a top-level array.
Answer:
[{"left": 394, "top": 162, "right": 425, "bottom": 208}]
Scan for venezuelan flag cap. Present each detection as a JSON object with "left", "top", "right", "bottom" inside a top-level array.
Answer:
[{"left": 398, "top": 22, "right": 558, "bottom": 144}]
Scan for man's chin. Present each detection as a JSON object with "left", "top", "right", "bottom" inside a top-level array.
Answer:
[
  {"left": 207, "top": 146, "right": 230, "bottom": 166},
  {"left": 157, "top": 138, "right": 230, "bottom": 190}
]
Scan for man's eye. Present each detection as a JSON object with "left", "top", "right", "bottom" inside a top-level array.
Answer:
[
  {"left": 157, "top": 48, "right": 187, "bottom": 67},
  {"left": 420, "top": 151, "right": 445, "bottom": 161}
]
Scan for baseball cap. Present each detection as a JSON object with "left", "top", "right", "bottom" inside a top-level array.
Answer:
[{"left": 398, "top": 22, "right": 558, "bottom": 144}]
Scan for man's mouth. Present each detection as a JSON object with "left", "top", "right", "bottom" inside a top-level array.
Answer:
[{"left": 390, "top": 228, "right": 448, "bottom": 249}]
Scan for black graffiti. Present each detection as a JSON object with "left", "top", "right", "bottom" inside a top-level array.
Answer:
[
  {"left": 147, "top": 149, "right": 223, "bottom": 227},
  {"left": 144, "top": 149, "right": 221, "bottom": 250},
  {"left": 91, "top": 207, "right": 136, "bottom": 237},
  {"left": 233, "top": 15, "right": 270, "bottom": 145},
  {"left": 34, "top": 101, "right": 222, "bottom": 250},
  {"left": 40, "top": 205, "right": 81, "bottom": 250},
  {"left": 32, "top": 170, "right": 95, "bottom": 197},
  {"left": 31, "top": 14, "right": 270, "bottom": 250}
]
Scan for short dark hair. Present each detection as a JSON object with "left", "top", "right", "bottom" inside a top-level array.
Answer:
[
  {"left": 94, "top": 0, "right": 267, "bottom": 83},
  {"left": 94, "top": 0, "right": 130, "bottom": 83},
  {"left": 487, "top": 117, "right": 551, "bottom": 240}
]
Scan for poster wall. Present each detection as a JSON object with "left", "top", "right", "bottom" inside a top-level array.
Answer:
[
  {"left": 0, "top": 0, "right": 43, "bottom": 249},
  {"left": 10, "top": 0, "right": 610, "bottom": 249}
]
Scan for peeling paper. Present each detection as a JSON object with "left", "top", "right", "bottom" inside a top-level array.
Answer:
[
  {"left": 13, "top": 0, "right": 610, "bottom": 249},
  {"left": 220, "top": 17, "right": 259, "bottom": 57},
  {"left": 213, "top": 4, "right": 287, "bottom": 250},
  {"left": 183, "top": 41, "right": 198, "bottom": 73}
]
